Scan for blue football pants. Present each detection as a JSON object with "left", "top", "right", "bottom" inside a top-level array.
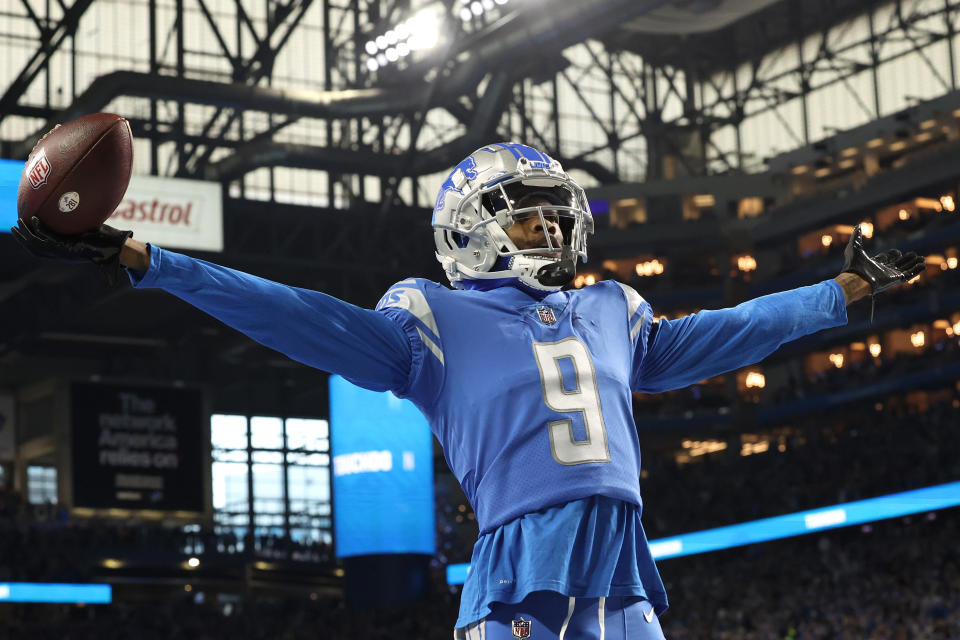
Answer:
[{"left": 454, "top": 591, "right": 667, "bottom": 640}]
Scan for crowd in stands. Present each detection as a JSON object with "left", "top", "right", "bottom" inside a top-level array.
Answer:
[
  {"left": 772, "top": 205, "right": 960, "bottom": 282},
  {"left": 660, "top": 508, "right": 960, "bottom": 639},
  {"left": 0, "top": 592, "right": 462, "bottom": 640},
  {"left": 0, "top": 490, "right": 333, "bottom": 582},
  {"left": 622, "top": 214, "right": 945, "bottom": 294},
  {"left": 606, "top": 197, "right": 960, "bottom": 303},
  {"left": 639, "top": 395, "right": 959, "bottom": 538},
  {"left": 633, "top": 382, "right": 731, "bottom": 420},
  {"left": 775, "top": 337, "right": 959, "bottom": 402},
  {"left": 632, "top": 326, "right": 960, "bottom": 421}
]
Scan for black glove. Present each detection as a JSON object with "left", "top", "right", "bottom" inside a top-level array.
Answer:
[
  {"left": 841, "top": 224, "right": 925, "bottom": 294},
  {"left": 11, "top": 216, "right": 133, "bottom": 286}
]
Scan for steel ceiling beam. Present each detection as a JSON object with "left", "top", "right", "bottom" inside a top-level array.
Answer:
[
  {"left": 0, "top": 0, "right": 97, "bottom": 126},
  {"left": 11, "top": 71, "right": 430, "bottom": 158},
  {"left": 203, "top": 69, "right": 513, "bottom": 182},
  {"left": 177, "top": 0, "right": 318, "bottom": 176}
]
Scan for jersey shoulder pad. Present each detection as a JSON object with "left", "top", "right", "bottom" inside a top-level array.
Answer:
[
  {"left": 376, "top": 278, "right": 444, "bottom": 366},
  {"left": 610, "top": 281, "right": 653, "bottom": 347}
]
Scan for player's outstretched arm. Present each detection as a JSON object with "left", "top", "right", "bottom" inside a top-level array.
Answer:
[
  {"left": 634, "top": 225, "right": 924, "bottom": 394},
  {"left": 13, "top": 219, "right": 413, "bottom": 392},
  {"left": 127, "top": 242, "right": 413, "bottom": 392}
]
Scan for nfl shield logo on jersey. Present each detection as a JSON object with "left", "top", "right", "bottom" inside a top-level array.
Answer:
[
  {"left": 536, "top": 306, "right": 557, "bottom": 326},
  {"left": 511, "top": 617, "right": 532, "bottom": 639}
]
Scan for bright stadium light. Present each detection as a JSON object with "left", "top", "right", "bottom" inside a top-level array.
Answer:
[
  {"left": 869, "top": 343, "right": 882, "bottom": 357},
  {"left": 365, "top": 1, "right": 495, "bottom": 71},
  {"left": 407, "top": 7, "right": 441, "bottom": 50},
  {"left": 366, "top": 58, "right": 379, "bottom": 71},
  {"left": 459, "top": 0, "right": 509, "bottom": 23}
]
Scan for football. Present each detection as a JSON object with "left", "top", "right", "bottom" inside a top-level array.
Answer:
[{"left": 17, "top": 113, "right": 133, "bottom": 235}]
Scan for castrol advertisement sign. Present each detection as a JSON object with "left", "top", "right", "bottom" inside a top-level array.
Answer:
[{"left": 108, "top": 175, "right": 223, "bottom": 252}]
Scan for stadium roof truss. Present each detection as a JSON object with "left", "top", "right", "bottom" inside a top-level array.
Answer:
[{"left": 3, "top": 0, "right": 959, "bottom": 202}]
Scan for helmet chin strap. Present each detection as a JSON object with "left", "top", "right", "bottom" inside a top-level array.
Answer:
[{"left": 535, "top": 246, "right": 577, "bottom": 287}]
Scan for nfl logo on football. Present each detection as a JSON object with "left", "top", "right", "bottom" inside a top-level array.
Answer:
[
  {"left": 536, "top": 306, "right": 557, "bottom": 326},
  {"left": 26, "top": 149, "right": 51, "bottom": 189},
  {"left": 511, "top": 617, "right": 532, "bottom": 639}
]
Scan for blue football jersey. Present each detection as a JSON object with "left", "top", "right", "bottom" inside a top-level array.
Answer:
[
  {"left": 376, "top": 280, "right": 663, "bottom": 626},
  {"left": 376, "top": 278, "right": 652, "bottom": 535}
]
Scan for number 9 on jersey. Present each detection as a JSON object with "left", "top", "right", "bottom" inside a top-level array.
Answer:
[{"left": 532, "top": 338, "right": 611, "bottom": 465}]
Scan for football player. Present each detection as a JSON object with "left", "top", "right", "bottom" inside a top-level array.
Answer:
[{"left": 13, "top": 142, "right": 925, "bottom": 640}]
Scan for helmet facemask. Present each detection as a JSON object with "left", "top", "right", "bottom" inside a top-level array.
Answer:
[
  {"left": 433, "top": 144, "right": 594, "bottom": 291},
  {"left": 484, "top": 184, "right": 579, "bottom": 256}
]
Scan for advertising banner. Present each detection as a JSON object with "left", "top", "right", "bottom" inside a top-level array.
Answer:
[
  {"left": 330, "top": 375, "right": 435, "bottom": 558},
  {"left": 107, "top": 174, "right": 223, "bottom": 252},
  {"left": 71, "top": 383, "right": 204, "bottom": 511}
]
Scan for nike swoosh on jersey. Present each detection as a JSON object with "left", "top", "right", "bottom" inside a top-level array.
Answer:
[{"left": 643, "top": 608, "right": 655, "bottom": 623}]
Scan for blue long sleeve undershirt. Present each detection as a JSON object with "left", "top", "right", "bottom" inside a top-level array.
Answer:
[
  {"left": 127, "top": 244, "right": 412, "bottom": 392},
  {"left": 635, "top": 280, "right": 847, "bottom": 393}
]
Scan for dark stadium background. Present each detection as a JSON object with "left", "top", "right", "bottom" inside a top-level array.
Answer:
[{"left": 1, "top": 0, "right": 959, "bottom": 637}]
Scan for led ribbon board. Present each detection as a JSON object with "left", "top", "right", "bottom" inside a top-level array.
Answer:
[
  {"left": 330, "top": 375, "right": 435, "bottom": 558},
  {"left": 0, "top": 583, "right": 112, "bottom": 604},
  {"left": 0, "top": 158, "right": 23, "bottom": 232},
  {"left": 445, "top": 480, "right": 960, "bottom": 584}
]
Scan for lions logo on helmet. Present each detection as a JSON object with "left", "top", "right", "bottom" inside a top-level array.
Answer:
[{"left": 432, "top": 142, "right": 594, "bottom": 292}]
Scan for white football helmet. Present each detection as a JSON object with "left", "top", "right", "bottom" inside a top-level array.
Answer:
[{"left": 432, "top": 142, "right": 594, "bottom": 291}]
